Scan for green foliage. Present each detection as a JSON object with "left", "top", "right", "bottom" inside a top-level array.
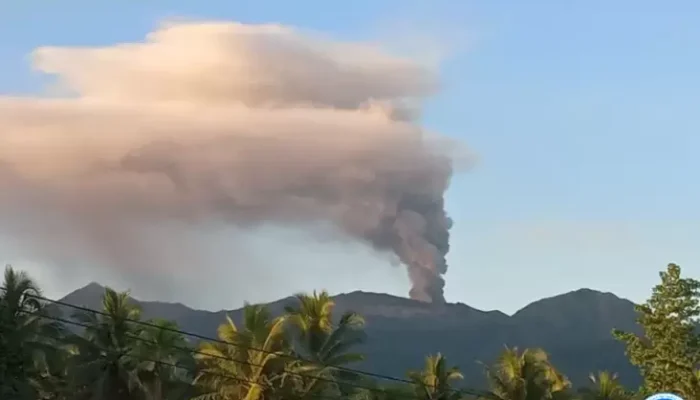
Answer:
[
  {"left": 134, "top": 319, "right": 195, "bottom": 400},
  {"left": 191, "top": 291, "right": 369, "bottom": 400},
  {"left": 481, "top": 346, "right": 571, "bottom": 400},
  {"left": 284, "top": 290, "right": 367, "bottom": 398},
  {"left": 613, "top": 263, "right": 700, "bottom": 398},
  {"left": 407, "top": 353, "right": 464, "bottom": 400},
  {"left": 59, "top": 287, "right": 191, "bottom": 400},
  {"left": 0, "top": 265, "right": 65, "bottom": 400},
  {"left": 67, "top": 287, "right": 145, "bottom": 399},
  {"left": 17, "top": 264, "right": 700, "bottom": 400},
  {"left": 577, "top": 371, "right": 633, "bottom": 400},
  {"left": 193, "top": 304, "right": 289, "bottom": 400}
]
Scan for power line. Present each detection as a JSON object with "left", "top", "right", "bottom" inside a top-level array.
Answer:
[
  {"left": 1, "top": 285, "right": 494, "bottom": 399},
  {"left": 24, "top": 311, "right": 487, "bottom": 400},
  {"left": 9, "top": 310, "right": 396, "bottom": 400},
  {"left": 27, "top": 311, "right": 424, "bottom": 400},
  {"left": 27, "top": 321, "right": 345, "bottom": 400}
]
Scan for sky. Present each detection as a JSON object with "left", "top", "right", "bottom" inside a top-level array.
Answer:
[{"left": 1, "top": 0, "right": 699, "bottom": 314}]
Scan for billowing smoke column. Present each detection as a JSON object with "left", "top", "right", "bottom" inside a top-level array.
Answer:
[{"left": 0, "top": 21, "right": 462, "bottom": 303}]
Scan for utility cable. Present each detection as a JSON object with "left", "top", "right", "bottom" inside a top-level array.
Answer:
[{"left": 1, "top": 285, "right": 495, "bottom": 399}]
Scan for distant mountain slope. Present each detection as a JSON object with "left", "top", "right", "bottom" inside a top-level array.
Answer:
[{"left": 56, "top": 284, "right": 642, "bottom": 388}]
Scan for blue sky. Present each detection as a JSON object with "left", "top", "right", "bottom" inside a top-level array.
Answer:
[{"left": 1, "top": 1, "right": 699, "bottom": 314}]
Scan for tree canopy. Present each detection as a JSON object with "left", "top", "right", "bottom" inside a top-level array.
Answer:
[
  {"left": 1, "top": 262, "right": 698, "bottom": 399},
  {"left": 613, "top": 263, "right": 700, "bottom": 399}
]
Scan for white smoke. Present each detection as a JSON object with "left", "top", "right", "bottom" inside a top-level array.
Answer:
[{"left": 0, "top": 20, "right": 467, "bottom": 303}]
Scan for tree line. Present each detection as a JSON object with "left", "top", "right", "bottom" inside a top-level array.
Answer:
[{"left": 0, "top": 263, "right": 698, "bottom": 400}]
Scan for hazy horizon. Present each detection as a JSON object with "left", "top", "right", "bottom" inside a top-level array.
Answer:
[
  {"left": 52, "top": 274, "right": 631, "bottom": 318},
  {"left": 2, "top": 1, "right": 699, "bottom": 315}
]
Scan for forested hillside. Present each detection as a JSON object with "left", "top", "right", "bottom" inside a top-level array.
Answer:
[
  {"left": 2, "top": 263, "right": 699, "bottom": 399},
  {"left": 57, "top": 284, "right": 641, "bottom": 388}
]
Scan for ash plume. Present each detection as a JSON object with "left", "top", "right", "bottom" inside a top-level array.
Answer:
[{"left": 0, "top": 21, "right": 464, "bottom": 303}]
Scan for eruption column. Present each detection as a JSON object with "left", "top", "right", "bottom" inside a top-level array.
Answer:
[{"left": 0, "top": 21, "right": 463, "bottom": 303}]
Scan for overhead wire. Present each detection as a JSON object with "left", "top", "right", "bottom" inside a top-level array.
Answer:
[
  {"left": 1, "top": 286, "right": 495, "bottom": 399},
  {"left": 27, "top": 314, "right": 362, "bottom": 400},
  {"left": 24, "top": 311, "right": 424, "bottom": 400},
  {"left": 27, "top": 311, "right": 489, "bottom": 400}
]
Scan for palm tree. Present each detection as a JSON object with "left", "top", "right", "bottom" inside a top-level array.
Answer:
[
  {"left": 578, "top": 371, "right": 632, "bottom": 400},
  {"left": 482, "top": 346, "right": 571, "bottom": 400},
  {"left": 193, "top": 304, "right": 289, "bottom": 400},
  {"left": 68, "top": 287, "right": 145, "bottom": 400},
  {"left": 134, "top": 319, "right": 194, "bottom": 400},
  {"left": 0, "top": 265, "right": 64, "bottom": 399},
  {"left": 284, "top": 291, "right": 366, "bottom": 398},
  {"left": 407, "top": 353, "right": 464, "bottom": 400}
]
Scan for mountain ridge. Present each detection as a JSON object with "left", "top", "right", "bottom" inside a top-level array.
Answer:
[
  {"left": 56, "top": 283, "right": 643, "bottom": 388},
  {"left": 61, "top": 284, "right": 632, "bottom": 317}
]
